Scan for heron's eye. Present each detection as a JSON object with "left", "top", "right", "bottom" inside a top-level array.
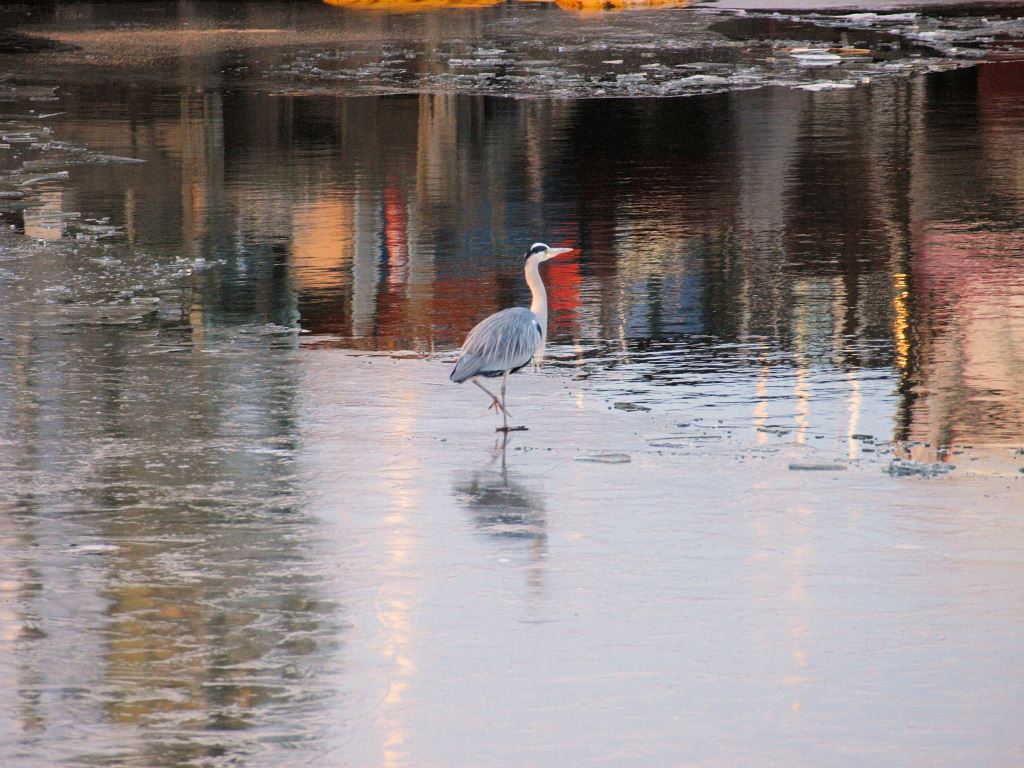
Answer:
[{"left": 528, "top": 244, "right": 547, "bottom": 256}]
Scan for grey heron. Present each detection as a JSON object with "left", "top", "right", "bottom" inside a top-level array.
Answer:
[{"left": 450, "top": 242, "right": 574, "bottom": 432}]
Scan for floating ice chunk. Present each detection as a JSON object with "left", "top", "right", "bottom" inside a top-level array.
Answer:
[
  {"left": 756, "top": 426, "right": 790, "bottom": 436},
  {"left": 18, "top": 171, "right": 69, "bottom": 186},
  {"left": 790, "top": 49, "right": 843, "bottom": 67},
  {"left": 789, "top": 461, "right": 847, "bottom": 471},
  {"left": 68, "top": 543, "right": 119, "bottom": 554},
  {"left": 796, "top": 81, "right": 857, "bottom": 91},
  {"left": 3, "top": 132, "right": 39, "bottom": 143},
  {"left": 57, "top": 303, "right": 158, "bottom": 327},
  {"left": 447, "top": 58, "right": 509, "bottom": 68},
  {"left": 72, "top": 222, "right": 123, "bottom": 240},
  {"left": 29, "top": 210, "right": 80, "bottom": 221},
  {"left": 613, "top": 401, "right": 650, "bottom": 412},
  {"left": 676, "top": 74, "right": 728, "bottom": 85},
  {"left": 838, "top": 12, "right": 918, "bottom": 22},
  {"left": 575, "top": 453, "right": 631, "bottom": 464},
  {"left": 648, "top": 435, "right": 721, "bottom": 447},
  {"left": 92, "top": 154, "right": 146, "bottom": 165},
  {"left": 887, "top": 460, "right": 954, "bottom": 477},
  {"left": 22, "top": 159, "right": 63, "bottom": 171}
]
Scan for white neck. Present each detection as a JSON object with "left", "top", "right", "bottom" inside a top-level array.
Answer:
[{"left": 525, "top": 256, "right": 547, "bottom": 339}]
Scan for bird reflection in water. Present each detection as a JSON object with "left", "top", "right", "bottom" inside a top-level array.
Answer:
[{"left": 452, "top": 434, "right": 548, "bottom": 591}]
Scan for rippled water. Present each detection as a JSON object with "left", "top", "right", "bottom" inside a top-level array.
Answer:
[
  {"left": 4, "top": 59, "right": 1023, "bottom": 448},
  {"left": 2, "top": 2, "right": 1024, "bottom": 766}
]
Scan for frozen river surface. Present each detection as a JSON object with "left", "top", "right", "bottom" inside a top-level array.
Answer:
[{"left": 1, "top": 1, "right": 1024, "bottom": 766}]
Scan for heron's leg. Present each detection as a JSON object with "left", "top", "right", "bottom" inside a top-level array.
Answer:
[
  {"left": 496, "top": 370, "right": 527, "bottom": 432},
  {"left": 473, "top": 378, "right": 511, "bottom": 417},
  {"left": 500, "top": 371, "right": 509, "bottom": 430}
]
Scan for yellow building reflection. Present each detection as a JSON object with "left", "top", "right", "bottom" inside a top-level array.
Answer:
[
  {"left": 292, "top": 199, "right": 355, "bottom": 293},
  {"left": 22, "top": 189, "right": 67, "bottom": 241}
]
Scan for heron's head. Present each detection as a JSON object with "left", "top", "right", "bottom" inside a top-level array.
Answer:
[{"left": 524, "top": 242, "right": 574, "bottom": 263}]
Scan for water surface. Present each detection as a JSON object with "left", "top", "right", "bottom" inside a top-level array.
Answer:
[
  {"left": 2, "top": 3, "right": 1024, "bottom": 766},
  {"left": 4, "top": 56, "right": 1023, "bottom": 448}
]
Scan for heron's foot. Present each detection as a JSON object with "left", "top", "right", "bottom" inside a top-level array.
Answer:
[
  {"left": 497, "top": 425, "right": 528, "bottom": 433},
  {"left": 488, "top": 398, "right": 512, "bottom": 417}
]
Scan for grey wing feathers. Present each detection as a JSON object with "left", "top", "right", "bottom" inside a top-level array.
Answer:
[{"left": 450, "top": 307, "right": 543, "bottom": 383}]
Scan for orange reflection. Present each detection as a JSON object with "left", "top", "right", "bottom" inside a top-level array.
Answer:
[
  {"left": 22, "top": 189, "right": 65, "bottom": 241},
  {"left": 384, "top": 186, "right": 409, "bottom": 288},
  {"left": 292, "top": 199, "right": 354, "bottom": 292},
  {"left": 553, "top": 0, "right": 690, "bottom": 13},
  {"left": 324, "top": 0, "right": 500, "bottom": 10}
]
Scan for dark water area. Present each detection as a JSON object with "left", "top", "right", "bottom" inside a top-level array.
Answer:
[
  {"left": 2, "top": 4, "right": 1024, "bottom": 766},
  {"left": 4, "top": 58, "right": 1024, "bottom": 448}
]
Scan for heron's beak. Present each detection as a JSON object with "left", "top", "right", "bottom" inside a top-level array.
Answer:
[{"left": 543, "top": 247, "right": 574, "bottom": 261}]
